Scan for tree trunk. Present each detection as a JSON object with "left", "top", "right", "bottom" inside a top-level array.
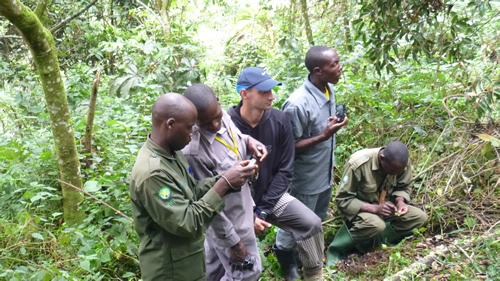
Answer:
[
  {"left": 0, "top": 0, "right": 84, "bottom": 224},
  {"left": 299, "top": 0, "right": 314, "bottom": 46},
  {"left": 344, "top": 17, "right": 353, "bottom": 52},
  {"left": 83, "top": 70, "right": 101, "bottom": 169}
]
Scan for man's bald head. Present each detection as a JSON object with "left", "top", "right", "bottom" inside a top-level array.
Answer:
[
  {"left": 150, "top": 93, "right": 197, "bottom": 152},
  {"left": 152, "top": 93, "right": 196, "bottom": 128}
]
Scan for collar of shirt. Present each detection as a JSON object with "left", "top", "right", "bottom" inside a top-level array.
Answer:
[
  {"left": 370, "top": 147, "right": 384, "bottom": 172},
  {"left": 146, "top": 135, "right": 178, "bottom": 159},
  {"left": 196, "top": 119, "right": 229, "bottom": 144},
  {"left": 370, "top": 147, "right": 398, "bottom": 186},
  {"left": 304, "top": 76, "right": 335, "bottom": 109}
]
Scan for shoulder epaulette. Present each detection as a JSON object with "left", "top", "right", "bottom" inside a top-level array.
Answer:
[
  {"left": 148, "top": 151, "right": 161, "bottom": 174},
  {"left": 348, "top": 149, "right": 372, "bottom": 170}
]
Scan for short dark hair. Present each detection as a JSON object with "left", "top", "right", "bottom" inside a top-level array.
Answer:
[
  {"left": 184, "top": 83, "right": 218, "bottom": 113},
  {"left": 384, "top": 141, "right": 409, "bottom": 164},
  {"left": 305, "top": 46, "right": 334, "bottom": 73}
]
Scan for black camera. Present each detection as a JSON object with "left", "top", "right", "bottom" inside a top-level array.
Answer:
[
  {"left": 229, "top": 256, "right": 255, "bottom": 271},
  {"left": 336, "top": 104, "right": 346, "bottom": 122}
]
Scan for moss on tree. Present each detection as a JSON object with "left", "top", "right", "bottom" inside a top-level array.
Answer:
[{"left": 0, "top": 0, "right": 84, "bottom": 224}]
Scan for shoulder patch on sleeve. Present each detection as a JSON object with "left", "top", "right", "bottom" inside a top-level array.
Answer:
[
  {"left": 340, "top": 174, "right": 349, "bottom": 187},
  {"left": 158, "top": 186, "right": 171, "bottom": 200},
  {"left": 158, "top": 185, "right": 177, "bottom": 206},
  {"left": 348, "top": 151, "right": 371, "bottom": 170}
]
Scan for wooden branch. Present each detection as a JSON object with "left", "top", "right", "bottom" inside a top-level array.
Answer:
[
  {"left": 49, "top": 0, "right": 99, "bottom": 33},
  {"left": 384, "top": 228, "right": 499, "bottom": 281},
  {"left": 83, "top": 69, "right": 101, "bottom": 168},
  {"left": 384, "top": 244, "right": 449, "bottom": 281},
  {"left": 299, "top": 0, "right": 314, "bottom": 46},
  {"left": 34, "top": 0, "right": 48, "bottom": 19},
  {"left": 441, "top": 95, "right": 475, "bottom": 124},
  {"left": 0, "top": 35, "right": 22, "bottom": 39},
  {"left": 58, "top": 179, "right": 133, "bottom": 221}
]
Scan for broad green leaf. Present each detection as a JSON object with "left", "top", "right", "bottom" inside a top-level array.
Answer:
[
  {"left": 32, "top": 233, "right": 44, "bottom": 240},
  {"left": 413, "top": 125, "right": 427, "bottom": 137},
  {"left": 80, "top": 260, "right": 91, "bottom": 272},
  {"left": 100, "top": 251, "right": 111, "bottom": 263},
  {"left": 51, "top": 212, "right": 63, "bottom": 218},
  {"left": 84, "top": 180, "right": 101, "bottom": 192},
  {"left": 122, "top": 272, "right": 136, "bottom": 278}
]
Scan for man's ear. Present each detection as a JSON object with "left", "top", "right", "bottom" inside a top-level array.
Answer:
[
  {"left": 165, "top": 118, "right": 175, "bottom": 129},
  {"left": 378, "top": 150, "right": 387, "bottom": 166},
  {"left": 313, "top": 66, "right": 322, "bottom": 75},
  {"left": 240, "top": 89, "right": 249, "bottom": 100}
]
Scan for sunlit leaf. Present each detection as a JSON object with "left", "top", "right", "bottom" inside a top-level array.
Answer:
[
  {"left": 413, "top": 125, "right": 428, "bottom": 137},
  {"left": 476, "top": 134, "right": 500, "bottom": 147},
  {"left": 84, "top": 180, "right": 101, "bottom": 192},
  {"left": 32, "top": 233, "right": 44, "bottom": 240},
  {"left": 80, "top": 260, "right": 91, "bottom": 272}
]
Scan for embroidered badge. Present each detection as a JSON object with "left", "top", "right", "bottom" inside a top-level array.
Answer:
[
  {"left": 340, "top": 174, "right": 349, "bottom": 187},
  {"left": 158, "top": 186, "right": 171, "bottom": 200}
]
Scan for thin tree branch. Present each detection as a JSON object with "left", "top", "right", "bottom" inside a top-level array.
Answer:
[
  {"left": 49, "top": 0, "right": 99, "bottom": 33},
  {"left": 299, "top": 0, "right": 314, "bottom": 46},
  {"left": 34, "top": 0, "right": 48, "bottom": 19},
  {"left": 58, "top": 179, "right": 133, "bottom": 221},
  {"left": 83, "top": 69, "right": 101, "bottom": 168},
  {"left": 0, "top": 35, "right": 22, "bottom": 39}
]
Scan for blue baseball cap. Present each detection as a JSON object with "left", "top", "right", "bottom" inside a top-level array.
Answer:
[{"left": 236, "top": 67, "right": 282, "bottom": 93}]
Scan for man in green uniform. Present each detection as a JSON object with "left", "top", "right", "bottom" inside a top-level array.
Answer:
[
  {"left": 327, "top": 141, "right": 428, "bottom": 264},
  {"left": 129, "top": 93, "right": 257, "bottom": 281}
]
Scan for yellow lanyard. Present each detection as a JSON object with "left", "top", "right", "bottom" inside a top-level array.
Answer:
[{"left": 215, "top": 128, "right": 240, "bottom": 160}]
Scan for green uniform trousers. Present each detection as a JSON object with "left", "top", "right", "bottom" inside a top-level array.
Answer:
[{"left": 349, "top": 205, "right": 427, "bottom": 241}]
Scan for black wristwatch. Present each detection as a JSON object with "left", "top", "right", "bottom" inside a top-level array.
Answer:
[{"left": 255, "top": 209, "right": 268, "bottom": 221}]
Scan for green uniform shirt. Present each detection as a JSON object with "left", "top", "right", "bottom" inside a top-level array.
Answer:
[
  {"left": 129, "top": 137, "right": 224, "bottom": 281},
  {"left": 335, "top": 147, "right": 412, "bottom": 221}
]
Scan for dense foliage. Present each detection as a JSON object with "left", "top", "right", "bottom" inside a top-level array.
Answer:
[{"left": 1, "top": 0, "right": 498, "bottom": 280}]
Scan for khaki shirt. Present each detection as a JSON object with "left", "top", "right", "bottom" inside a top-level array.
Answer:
[
  {"left": 183, "top": 112, "right": 255, "bottom": 248},
  {"left": 130, "top": 137, "right": 224, "bottom": 281},
  {"left": 335, "top": 148, "right": 412, "bottom": 221},
  {"left": 282, "top": 77, "right": 337, "bottom": 195}
]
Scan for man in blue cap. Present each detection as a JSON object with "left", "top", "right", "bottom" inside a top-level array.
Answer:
[{"left": 228, "top": 67, "right": 325, "bottom": 281}]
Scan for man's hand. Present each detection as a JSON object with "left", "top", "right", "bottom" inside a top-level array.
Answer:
[
  {"left": 230, "top": 241, "right": 248, "bottom": 262},
  {"left": 372, "top": 202, "right": 397, "bottom": 217},
  {"left": 254, "top": 217, "right": 272, "bottom": 234},
  {"left": 222, "top": 163, "right": 257, "bottom": 189},
  {"left": 320, "top": 116, "right": 348, "bottom": 141},
  {"left": 395, "top": 197, "right": 409, "bottom": 216},
  {"left": 247, "top": 137, "right": 268, "bottom": 163}
]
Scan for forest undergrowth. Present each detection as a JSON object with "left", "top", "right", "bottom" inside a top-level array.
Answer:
[
  {"left": 1, "top": 0, "right": 499, "bottom": 280},
  {"left": 254, "top": 118, "right": 499, "bottom": 280}
]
